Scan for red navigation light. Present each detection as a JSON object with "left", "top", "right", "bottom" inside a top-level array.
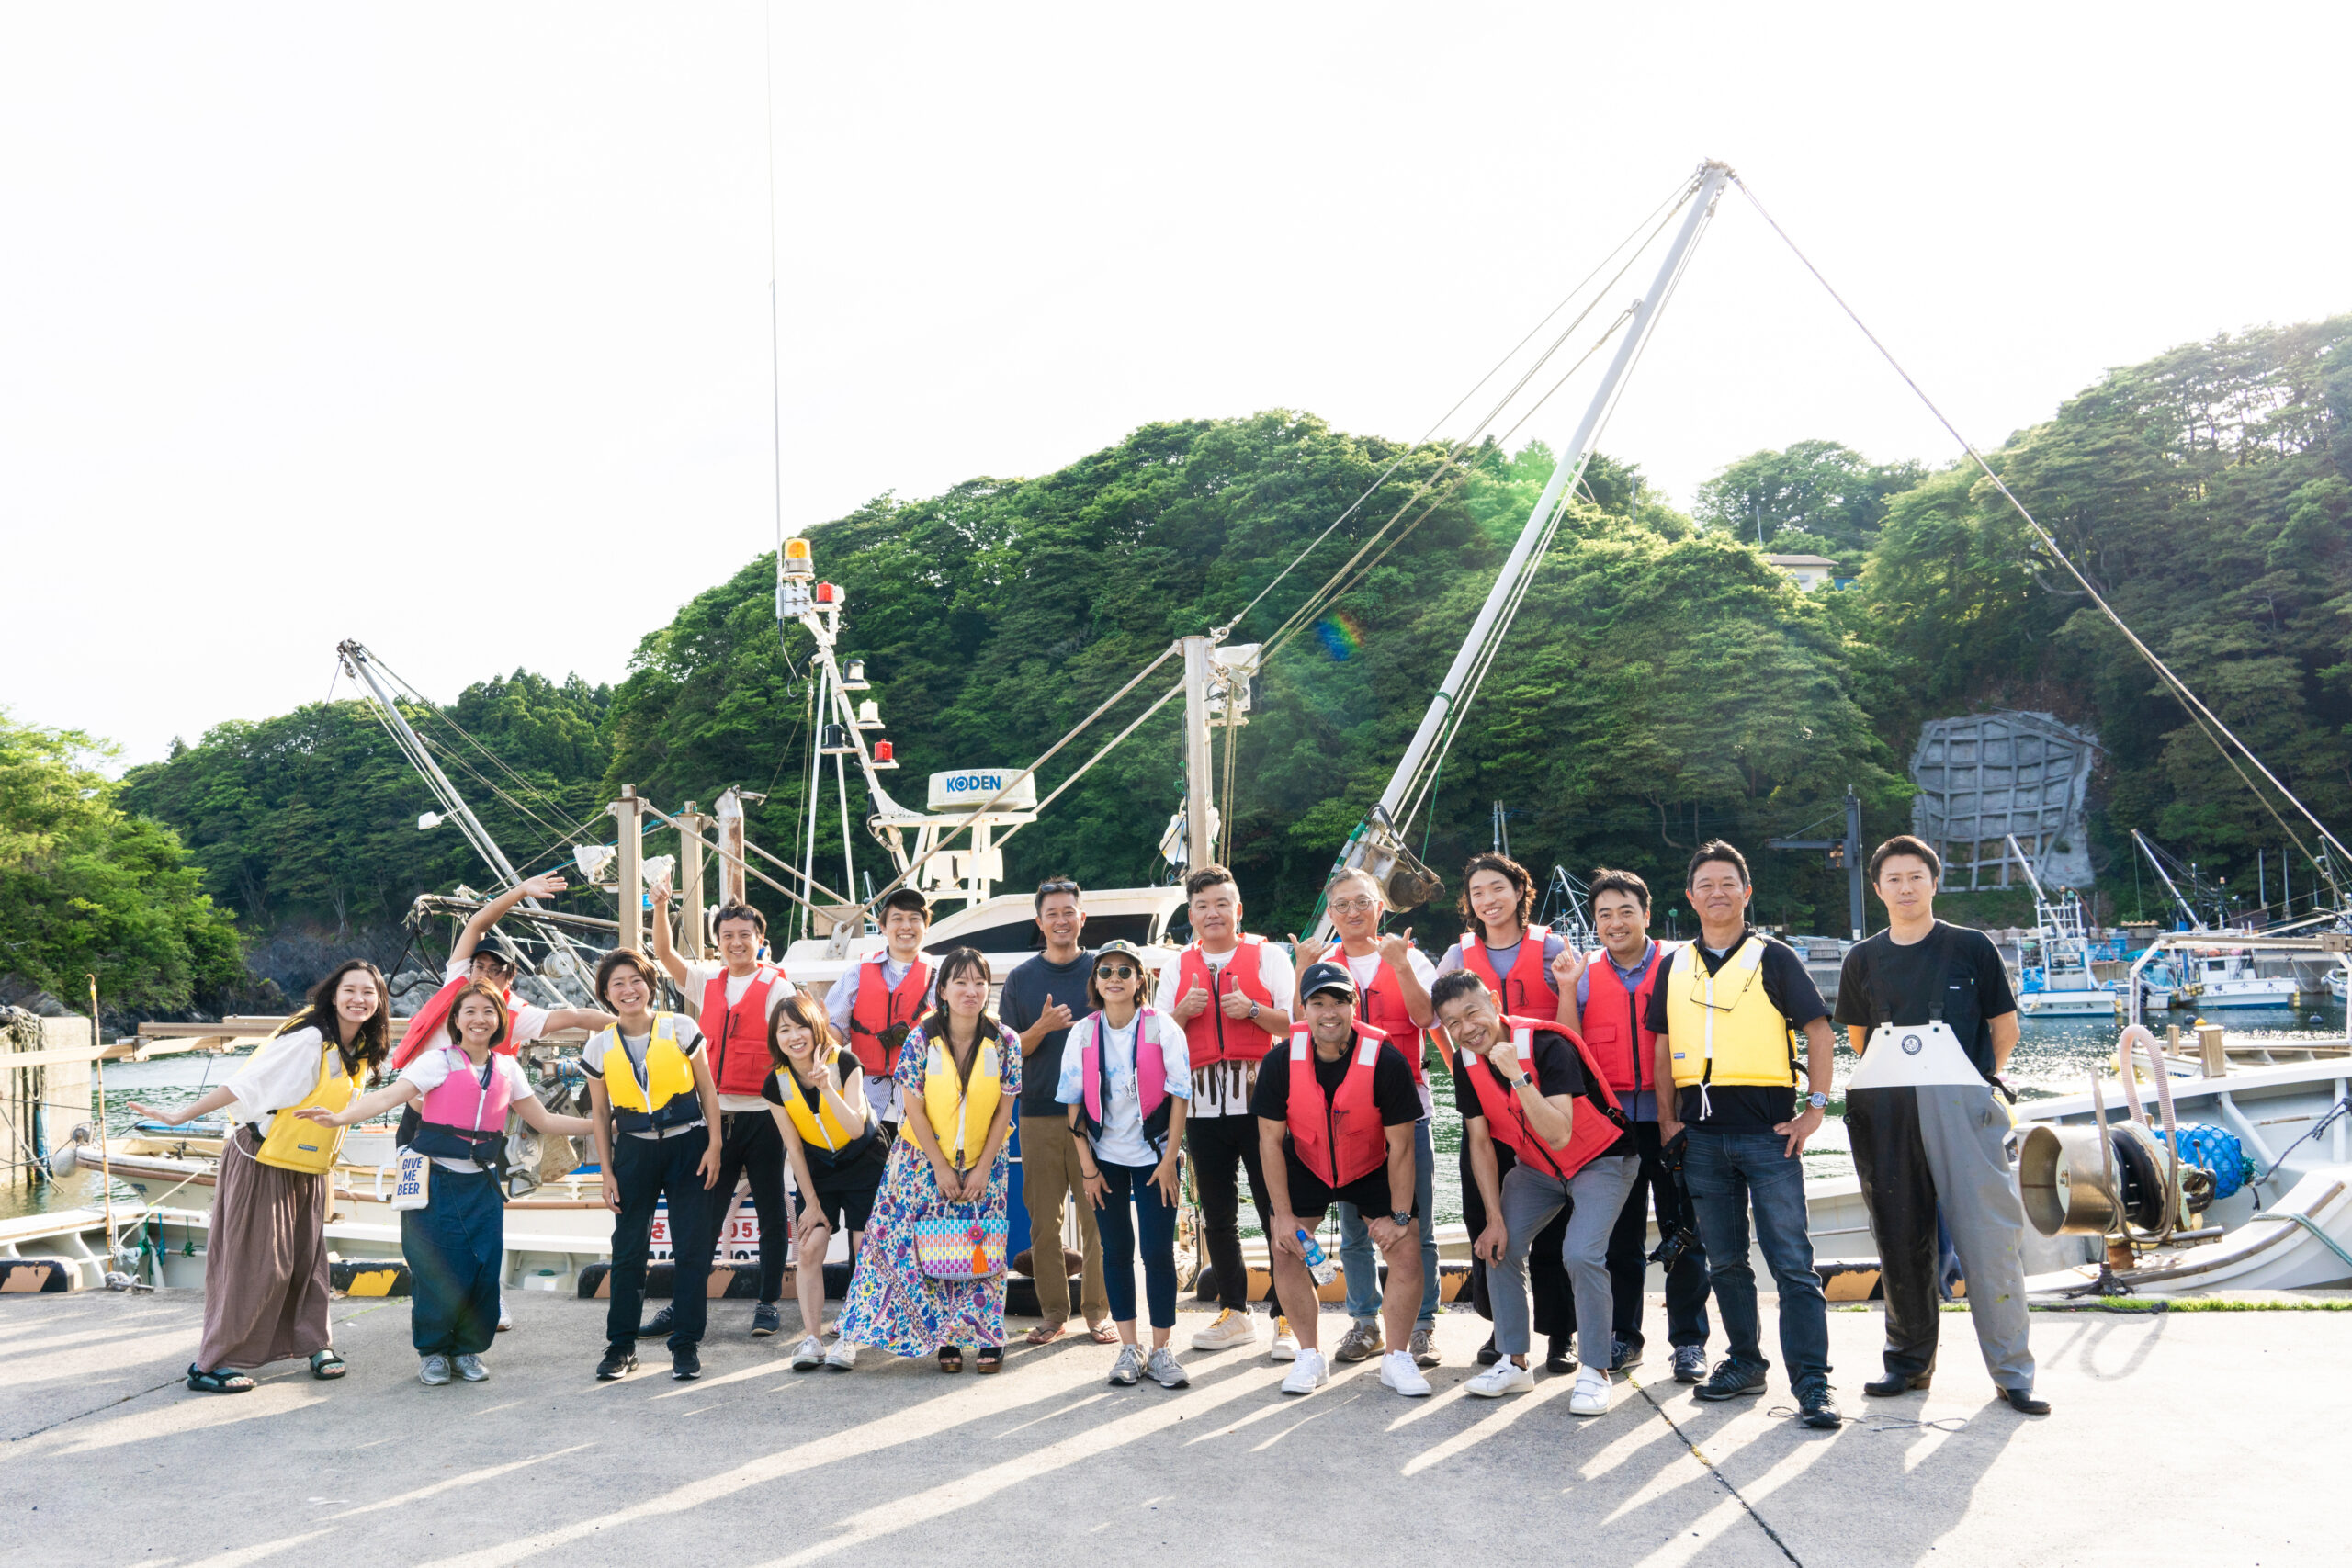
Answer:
[
  {"left": 874, "top": 740, "right": 894, "bottom": 763},
  {"left": 814, "top": 581, "right": 840, "bottom": 604}
]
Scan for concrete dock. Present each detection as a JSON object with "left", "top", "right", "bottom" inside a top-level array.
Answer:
[{"left": 3, "top": 1292, "right": 2343, "bottom": 1567}]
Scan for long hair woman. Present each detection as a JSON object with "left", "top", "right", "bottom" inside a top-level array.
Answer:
[
  {"left": 298, "top": 981, "right": 593, "bottom": 1384},
  {"left": 130, "top": 959, "right": 390, "bottom": 1393},
  {"left": 835, "top": 946, "right": 1020, "bottom": 1373},
  {"left": 761, "top": 986, "right": 884, "bottom": 1371}
]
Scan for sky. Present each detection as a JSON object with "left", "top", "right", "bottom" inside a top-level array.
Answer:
[{"left": 5, "top": 2, "right": 2346, "bottom": 771}]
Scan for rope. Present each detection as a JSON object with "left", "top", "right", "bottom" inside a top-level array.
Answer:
[{"left": 1731, "top": 174, "right": 2351, "bottom": 900}]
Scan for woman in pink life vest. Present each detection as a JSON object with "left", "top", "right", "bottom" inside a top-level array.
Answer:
[
  {"left": 1057, "top": 941, "right": 1193, "bottom": 1389},
  {"left": 300, "top": 982, "right": 592, "bottom": 1385}
]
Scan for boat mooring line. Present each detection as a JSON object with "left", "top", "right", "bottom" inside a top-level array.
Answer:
[{"left": 1629, "top": 1374, "right": 1804, "bottom": 1567}]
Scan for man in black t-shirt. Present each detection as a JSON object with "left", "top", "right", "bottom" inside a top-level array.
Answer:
[
  {"left": 1001, "top": 877, "right": 1108, "bottom": 1345},
  {"left": 1252, "top": 963, "right": 1427, "bottom": 1399},
  {"left": 1835, "top": 836, "right": 2046, "bottom": 1416}
]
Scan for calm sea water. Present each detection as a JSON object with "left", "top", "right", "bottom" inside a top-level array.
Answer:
[{"left": 11, "top": 999, "right": 2345, "bottom": 1229}]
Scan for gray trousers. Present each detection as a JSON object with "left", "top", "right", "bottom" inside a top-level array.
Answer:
[
  {"left": 1492, "top": 1154, "right": 1638, "bottom": 1370},
  {"left": 1849, "top": 1082, "right": 2036, "bottom": 1392}
]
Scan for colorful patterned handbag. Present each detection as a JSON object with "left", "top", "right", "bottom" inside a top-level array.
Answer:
[{"left": 911, "top": 1202, "right": 1007, "bottom": 1282}]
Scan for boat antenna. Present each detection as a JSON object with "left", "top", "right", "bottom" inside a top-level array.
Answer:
[{"left": 761, "top": 0, "right": 802, "bottom": 685}]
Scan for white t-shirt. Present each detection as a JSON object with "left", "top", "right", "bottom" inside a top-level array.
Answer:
[
  {"left": 441, "top": 959, "right": 551, "bottom": 1045},
  {"left": 1339, "top": 945, "right": 1440, "bottom": 1118},
  {"left": 684, "top": 961, "right": 793, "bottom": 1112},
  {"left": 581, "top": 1017, "right": 708, "bottom": 1139},
  {"left": 397, "top": 1045, "right": 539, "bottom": 1172},
  {"left": 1055, "top": 1010, "right": 1192, "bottom": 1168},
  {"left": 1152, "top": 941, "right": 1296, "bottom": 1119},
  {"left": 825, "top": 956, "right": 935, "bottom": 1124}
]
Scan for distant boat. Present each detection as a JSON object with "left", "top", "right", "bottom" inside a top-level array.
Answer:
[
  {"left": 2181, "top": 947, "right": 2301, "bottom": 1010},
  {"left": 2007, "top": 836, "right": 2119, "bottom": 1018}
]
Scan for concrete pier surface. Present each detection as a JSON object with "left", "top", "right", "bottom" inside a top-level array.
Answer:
[{"left": 3, "top": 1292, "right": 2343, "bottom": 1567}]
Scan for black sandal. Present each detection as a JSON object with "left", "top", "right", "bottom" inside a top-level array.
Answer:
[
  {"left": 937, "top": 1345, "right": 964, "bottom": 1374},
  {"left": 187, "top": 1363, "right": 254, "bottom": 1394},
  {"left": 975, "top": 1346, "right": 1003, "bottom": 1374},
  {"left": 310, "top": 1349, "right": 347, "bottom": 1380}
]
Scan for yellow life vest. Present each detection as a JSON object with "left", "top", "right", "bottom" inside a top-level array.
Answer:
[
  {"left": 598, "top": 1013, "right": 701, "bottom": 1132},
  {"left": 778, "top": 1051, "right": 866, "bottom": 1153},
  {"left": 922, "top": 1032, "right": 1003, "bottom": 1170},
  {"left": 255, "top": 1036, "right": 360, "bottom": 1174},
  {"left": 1664, "top": 936, "right": 1798, "bottom": 1089}
]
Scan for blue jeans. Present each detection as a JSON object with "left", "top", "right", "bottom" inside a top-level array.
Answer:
[
  {"left": 1094, "top": 1159, "right": 1180, "bottom": 1330},
  {"left": 1682, "top": 1130, "right": 1829, "bottom": 1390},
  {"left": 1339, "top": 1118, "right": 1439, "bottom": 1329}
]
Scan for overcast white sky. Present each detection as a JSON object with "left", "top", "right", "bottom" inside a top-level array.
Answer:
[{"left": 6, "top": 3, "right": 2346, "bottom": 770}]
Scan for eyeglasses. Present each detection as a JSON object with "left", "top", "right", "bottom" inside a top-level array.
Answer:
[
  {"left": 1094, "top": 964, "right": 1138, "bottom": 980},
  {"left": 1328, "top": 897, "right": 1379, "bottom": 913}
]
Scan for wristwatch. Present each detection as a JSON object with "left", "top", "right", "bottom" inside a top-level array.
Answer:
[
  {"left": 1249, "top": 999, "right": 1261, "bottom": 1021},
  {"left": 1390, "top": 1210, "right": 1413, "bottom": 1227},
  {"left": 1513, "top": 1072, "right": 1535, "bottom": 1089},
  {"left": 1807, "top": 1091, "right": 1829, "bottom": 1111}
]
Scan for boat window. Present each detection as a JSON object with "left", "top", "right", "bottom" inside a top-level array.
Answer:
[{"left": 924, "top": 911, "right": 1162, "bottom": 956}]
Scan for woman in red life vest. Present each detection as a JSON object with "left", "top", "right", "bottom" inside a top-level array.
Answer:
[
  {"left": 763, "top": 987, "right": 883, "bottom": 1372},
  {"left": 1057, "top": 941, "right": 1192, "bottom": 1389},
  {"left": 297, "top": 982, "right": 591, "bottom": 1385},
  {"left": 1433, "top": 852, "right": 1587, "bottom": 1371}
]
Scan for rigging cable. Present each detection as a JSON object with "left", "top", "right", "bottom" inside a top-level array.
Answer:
[{"left": 1731, "top": 175, "right": 2350, "bottom": 903}]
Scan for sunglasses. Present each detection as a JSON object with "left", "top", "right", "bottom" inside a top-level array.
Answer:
[{"left": 1094, "top": 964, "right": 1138, "bottom": 980}]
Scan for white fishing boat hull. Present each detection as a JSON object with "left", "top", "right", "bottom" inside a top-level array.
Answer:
[{"left": 2017, "top": 988, "right": 2119, "bottom": 1018}]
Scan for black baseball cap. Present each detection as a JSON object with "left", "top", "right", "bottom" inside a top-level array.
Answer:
[{"left": 1297, "top": 960, "right": 1356, "bottom": 1001}]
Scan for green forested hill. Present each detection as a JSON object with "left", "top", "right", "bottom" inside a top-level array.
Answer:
[{"left": 104, "top": 315, "right": 2352, "bottom": 978}]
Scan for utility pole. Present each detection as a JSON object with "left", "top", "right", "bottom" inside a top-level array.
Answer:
[{"left": 1182, "top": 636, "right": 1216, "bottom": 874}]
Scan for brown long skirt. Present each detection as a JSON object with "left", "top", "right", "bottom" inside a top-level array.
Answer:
[{"left": 195, "top": 1124, "right": 334, "bottom": 1371}]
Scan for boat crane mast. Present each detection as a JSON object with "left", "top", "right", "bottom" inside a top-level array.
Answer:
[{"left": 2132, "top": 829, "right": 2205, "bottom": 931}]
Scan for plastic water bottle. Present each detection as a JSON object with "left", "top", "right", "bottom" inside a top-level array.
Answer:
[{"left": 1296, "top": 1228, "right": 1336, "bottom": 1287}]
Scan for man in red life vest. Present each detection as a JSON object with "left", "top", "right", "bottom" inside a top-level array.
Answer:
[
  {"left": 647, "top": 884, "right": 794, "bottom": 1338},
  {"left": 1253, "top": 961, "right": 1427, "bottom": 1398},
  {"left": 1294, "top": 866, "right": 1442, "bottom": 1369},
  {"left": 1562, "top": 867, "right": 1711, "bottom": 1384},
  {"left": 823, "top": 887, "right": 936, "bottom": 1132},
  {"left": 393, "top": 874, "right": 615, "bottom": 1071},
  {"left": 1155, "top": 866, "right": 1295, "bottom": 1357},
  {"left": 1438, "top": 967, "right": 1639, "bottom": 1415}
]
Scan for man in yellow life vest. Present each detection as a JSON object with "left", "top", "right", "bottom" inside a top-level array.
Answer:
[{"left": 1652, "top": 841, "right": 1842, "bottom": 1430}]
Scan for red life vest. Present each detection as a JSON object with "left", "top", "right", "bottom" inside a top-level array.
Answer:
[
  {"left": 1336, "top": 948, "right": 1428, "bottom": 1085},
  {"left": 390, "top": 976, "right": 521, "bottom": 1071},
  {"left": 1078, "top": 1008, "right": 1172, "bottom": 1150},
  {"left": 1459, "top": 925, "right": 1557, "bottom": 1017},
  {"left": 1283, "top": 1022, "right": 1392, "bottom": 1189},
  {"left": 1176, "top": 937, "right": 1279, "bottom": 1068},
  {"left": 1577, "top": 942, "right": 1670, "bottom": 1097},
  {"left": 848, "top": 954, "right": 932, "bottom": 1077},
  {"left": 1457, "top": 1013, "right": 1627, "bottom": 1183},
  {"left": 701, "top": 964, "right": 785, "bottom": 1098}
]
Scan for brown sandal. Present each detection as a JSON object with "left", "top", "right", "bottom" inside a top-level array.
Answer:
[
  {"left": 937, "top": 1346, "right": 964, "bottom": 1373},
  {"left": 976, "top": 1346, "right": 1003, "bottom": 1373},
  {"left": 1025, "top": 1322, "right": 1066, "bottom": 1346}
]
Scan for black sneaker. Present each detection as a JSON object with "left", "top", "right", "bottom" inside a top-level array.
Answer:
[
  {"left": 1693, "top": 1359, "right": 1768, "bottom": 1401},
  {"left": 1544, "top": 1334, "right": 1577, "bottom": 1376},
  {"left": 671, "top": 1344, "right": 702, "bottom": 1381},
  {"left": 752, "top": 1303, "right": 782, "bottom": 1337},
  {"left": 1672, "top": 1345, "right": 1707, "bottom": 1383},
  {"left": 640, "top": 1305, "right": 676, "bottom": 1337},
  {"left": 1475, "top": 1334, "right": 1502, "bottom": 1368},
  {"left": 1611, "top": 1336, "right": 1644, "bottom": 1372},
  {"left": 1796, "top": 1382, "right": 1842, "bottom": 1429},
  {"left": 595, "top": 1347, "right": 638, "bottom": 1382}
]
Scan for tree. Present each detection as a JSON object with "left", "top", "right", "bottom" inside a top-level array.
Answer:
[{"left": 1693, "top": 440, "right": 1927, "bottom": 558}]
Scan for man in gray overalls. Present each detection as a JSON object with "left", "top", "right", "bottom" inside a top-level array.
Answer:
[{"left": 1835, "top": 835, "right": 2051, "bottom": 1416}]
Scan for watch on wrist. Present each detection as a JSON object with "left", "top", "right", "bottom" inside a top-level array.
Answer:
[
  {"left": 1249, "top": 999, "right": 1261, "bottom": 1021},
  {"left": 1514, "top": 1072, "right": 1535, "bottom": 1089},
  {"left": 1390, "top": 1210, "right": 1413, "bottom": 1228},
  {"left": 1807, "top": 1091, "right": 1829, "bottom": 1111}
]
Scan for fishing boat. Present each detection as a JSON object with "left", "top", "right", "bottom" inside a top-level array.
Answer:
[{"left": 2012, "top": 839, "right": 2119, "bottom": 1018}]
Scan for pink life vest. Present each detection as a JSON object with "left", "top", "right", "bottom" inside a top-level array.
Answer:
[
  {"left": 408, "top": 1045, "right": 515, "bottom": 1165},
  {"left": 1078, "top": 1008, "right": 1172, "bottom": 1151}
]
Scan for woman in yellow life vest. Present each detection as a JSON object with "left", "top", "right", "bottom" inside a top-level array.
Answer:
[
  {"left": 761, "top": 987, "right": 884, "bottom": 1371},
  {"left": 130, "top": 960, "right": 390, "bottom": 1394},
  {"left": 836, "top": 946, "right": 1020, "bottom": 1374}
]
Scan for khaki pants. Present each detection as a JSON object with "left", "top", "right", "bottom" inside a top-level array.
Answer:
[{"left": 1021, "top": 1115, "right": 1108, "bottom": 1325}]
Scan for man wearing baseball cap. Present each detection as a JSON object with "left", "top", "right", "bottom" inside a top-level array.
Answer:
[{"left": 1250, "top": 961, "right": 1428, "bottom": 1397}]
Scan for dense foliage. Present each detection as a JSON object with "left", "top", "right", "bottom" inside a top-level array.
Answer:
[
  {"left": 108, "top": 313, "right": 2352, "bottom": 964},
  {"left": 0, "top": 713, "right": 243, "bottom": 1012}
]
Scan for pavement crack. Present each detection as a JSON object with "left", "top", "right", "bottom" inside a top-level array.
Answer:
[
  {"left": 1633, "top": 1374, "right": 1804, "bottom": 1566},
  {"left": 8, "top": 1375, "right": 186, "bottom": 1444}
]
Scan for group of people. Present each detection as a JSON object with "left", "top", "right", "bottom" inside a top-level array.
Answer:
[{"left": 139, "top": 833, "right": 2051, "bottom": 1424}]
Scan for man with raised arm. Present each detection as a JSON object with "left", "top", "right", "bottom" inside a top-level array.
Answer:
[
  {"left": 823, "top": 887, "right": 936, "bottom": 1132},
  {"left": 1563, "top": 867, "right": 1710, "bottom": 1384},
  {"left": 646, "top": 884, "right": 795, "bottom": 1339},
  {"left": 1652, "top": 841, "right": 1842, "bottom": 1430},
  {"left": 394, "top": 873, "right": 614, "bottom": 1070},
  {"left": 1836, "top": 836, "right": 2045, "bottom": 1416},
  {"left": 1156, "top": 865, "right": 1295, "bottom": 1357}
]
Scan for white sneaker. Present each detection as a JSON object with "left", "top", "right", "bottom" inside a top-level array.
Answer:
[
  {"left": 496, "top": 1297, "right": 512, "bottom": 1333},
  {"left": 1190, "top": 1308, "right": 1258, "bottom": 1351},
  {"left": 453, "top": 1353, "right": 489, "bottom": 1382},
  {"left": 1280, "top": 1348, "right": 1329, "bottom": 1395},
  {"left": 1464, "top": 1359, "right": 1535, "bottom": 1398},
  {"left": 790, "top": 1336, "right": 824, "bottom": 1371},
  {"left": 823, "top": 1338, "right": 858, "bottom": 1371},
  {"left": 1270, "top": 1314, "right": 1299, "bottom": 1362},
  {"left": 1379, "top": 1350, "right": 1432, "bottom": 1397},
  {"left": 417, "top": 1354, "right": 451, "bottom": 1386},
  {"left": 1569, "top": 1370, "right": 1611, "bottom": 1416}
]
